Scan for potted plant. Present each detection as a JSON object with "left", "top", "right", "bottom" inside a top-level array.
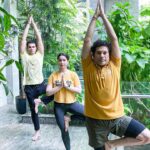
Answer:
[
  {"left": 15, "top": 68, "right": 27, "bottom": 114},
  {"left": 0, "top": 6, "right": 26, "bottom": 114}
]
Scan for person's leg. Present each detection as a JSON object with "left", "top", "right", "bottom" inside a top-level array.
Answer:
[
  {"left": 34, "top": 95, "right": 54, "bottom": 113},
  {"left": 64, "top": 115, "right": 71, "bottom": 132},
  {"left": 105, "top": 117, "right": 150, "bottom": 150},
  {"left": 41, "top": 95, "right": 54, "bottom": 105},
  {"left": 86, "top": 117, "right": 108, "bottom": 150},
  {"left": 37, "top": 81, "right": 54, "bottom": 105},
  {"left": 54, "top": 102, "right": 70, "bottom": 150},
  {"left": 68, "top": 102, "right": 85, "bottom": 120},
  {"left": 34, "top": 82, "right": 54, "bottom": 113},
  {"left": 24, "top": 85, "right": 40, "bottom": 141},
  {"left": 65, "top": 102, "right": 85, "bottom": 131},
  {"left": 94, "top": 147, "right": 105, "bottom": 150}
]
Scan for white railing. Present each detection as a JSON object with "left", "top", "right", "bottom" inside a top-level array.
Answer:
[
  {"left": 113, "top": 94, "right": 150, "bottom": 150},
  {"left": 122, "top": 94, "right": 150, "bottom": 99}
]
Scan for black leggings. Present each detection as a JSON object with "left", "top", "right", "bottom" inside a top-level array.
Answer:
[
  {"left": 54, "top": 102, "right": 85, "bottom": 150},
  {"left": 94, "top": 146, "right": 105, "bottom": 150},
  {"left": 24, "top": 82, "right": 54, "bottom": 131}
]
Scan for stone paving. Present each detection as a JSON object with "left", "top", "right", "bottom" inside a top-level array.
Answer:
[
  {"left": 0, "top": 105, "right": 92, "bottom": 150},
  {"left": 0, "top": 105, "right": 150, "bottom": 150}
]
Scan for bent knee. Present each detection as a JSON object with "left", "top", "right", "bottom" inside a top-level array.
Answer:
[{"left": 136, "top": 128, "right": 150, "bottom": 144}]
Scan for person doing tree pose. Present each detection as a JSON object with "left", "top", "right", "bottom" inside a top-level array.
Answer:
[
  {"left": 81, "top": 0, "right": 150, "bottom": 150},
  {"left": 20, "top": 16, "right": 53, "bottom": 141},
  {"left": 46, "top": 53, "right": 85, "bottom": 150}
]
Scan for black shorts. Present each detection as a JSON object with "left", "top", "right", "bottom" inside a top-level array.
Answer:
[{"left": 124, "top": 118, "right": 145, "bottom": 138}]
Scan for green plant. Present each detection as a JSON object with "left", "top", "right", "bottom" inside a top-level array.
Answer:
[
  {"left": 109, "top": 2, "right": 150, "bottom": 81},
  {"left": 140, "top": 6, "right": 150, "bottom": 49},
  {"left": 0, "top": 7, "right": 22, "bottom": 95},
  {"left": 96, "top": 2, "right": 150, "bottom": 82},
  {"left": 38, "top": 101, "right": 54, "bottom": 114},
  {"left": 17, "top": 0, "right": 87, "bottom": 76}
]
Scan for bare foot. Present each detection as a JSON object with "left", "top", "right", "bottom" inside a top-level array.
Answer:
[
  {"left": 32, "top": 130, "right": 40, "bottom": 141},
  {"left": 105, "top": 142, "right": 112, "bottom": 150},
  {"left": 34, "top": 98, "right": 41, "bottom": 113},
  {"left": 64, "top": 116, "right": 71, "bottom": 132}
]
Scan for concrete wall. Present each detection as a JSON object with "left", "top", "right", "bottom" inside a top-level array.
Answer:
[
  {"left": 140, "top": 0, "right": 150, "bottom": 7},
  {"left": 89, "top": 0, "right": 140, "bottom": 18}
]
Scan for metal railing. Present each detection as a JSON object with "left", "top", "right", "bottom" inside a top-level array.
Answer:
[{"left": 122, "top": 94, "right": 150, "bottom": 99}]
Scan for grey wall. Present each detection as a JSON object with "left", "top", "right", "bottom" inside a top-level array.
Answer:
[
  {"left": 104, "top": 0, "right": 139, "bottom": 18},
  {"left": 89, "top": 0, "right": 140, "bottom": 18}
]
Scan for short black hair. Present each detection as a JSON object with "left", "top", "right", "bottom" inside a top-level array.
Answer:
[
  {"left": 27, "top": 40, "right": 37, "bottom": 47},
  {"left": 91, "top": 40, "right": 111, "bottom": 55},
  {"left": 57, "top": 53, "right": 69, "bottom": 60}
]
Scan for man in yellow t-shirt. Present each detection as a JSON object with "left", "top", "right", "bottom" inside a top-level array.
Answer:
[
  {"left": 82, "top": 1, "right": 150, "bottom": 150},
  {"left": 20, "top": 16, "right": 53, "bottom": 141}
]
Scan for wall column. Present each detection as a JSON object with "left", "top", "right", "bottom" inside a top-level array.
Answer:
[{"left": 4, "top": 0, "right": 19, "bottom": 105}]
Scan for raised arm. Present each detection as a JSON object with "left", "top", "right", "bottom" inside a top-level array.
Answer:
[
  {"left": 82, "top": 1, "right": 100, "bottom": 59},
  {"left": 31, "top": 16, "right": 44, "bottom": 54},
  {"left": 99, "top": 0, "right": 120, "bottom": 58},
  {"left": 20, "top": 17, "right": 32, "bottom": 54}
]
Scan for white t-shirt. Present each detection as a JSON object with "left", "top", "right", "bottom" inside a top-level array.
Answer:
[{"left": 21, "top": 51, "right": 44, "bottom": 85}]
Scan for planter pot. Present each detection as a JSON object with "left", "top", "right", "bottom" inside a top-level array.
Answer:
[{"left": 15, "top": 96, "right": 26, "bottom": 114}]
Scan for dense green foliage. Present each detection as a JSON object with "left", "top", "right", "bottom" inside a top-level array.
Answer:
[
  {"left": 17, "top": 1, "right": 150, "bottom": 127},
  {"left": 106, "top": 2, "right": 150, "bottom": 127},
  {"left": 0, "top": 7, "right": 20, "bottom": 95},
  {"left": 18, "top": 0, "right": 87, "bottom": 77},
  {"left": 97, "top": 2, "right": 150, "bottom": 82}
]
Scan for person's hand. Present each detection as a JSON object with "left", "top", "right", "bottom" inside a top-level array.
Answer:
[
  {"left": 61, "top": 73, "right": 65, "bottom": 87},
  {"left": 30, "top": 16, "right": 36, "bottom": 26},
  {"left": 61, "top": 73, "right": 69, "bottom": 88},
  {"left": 98, "top": 0, "right": 105, "bottom": 17},
  {"left": 93, "top": 0, "right": 100, "bottom": 19}
]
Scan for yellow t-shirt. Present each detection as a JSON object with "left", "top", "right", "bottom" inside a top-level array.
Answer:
[
  {"left": 21, "top": 51, "right": 44, "bottom": 85},
  {"left": 82, "top": 54, "right": 124, "bottom": 120},
  {"left": 48, "top": 70, "right": 81, "bottom": 104}
]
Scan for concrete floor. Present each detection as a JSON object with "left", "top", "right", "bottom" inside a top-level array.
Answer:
[
  {"left": 0, "top": 105, "right": 92, "bottom": 150},
  {"left": 0, "top": 105, "right": 150, "bottom": 150}
]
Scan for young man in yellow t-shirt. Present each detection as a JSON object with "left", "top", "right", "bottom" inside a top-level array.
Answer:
[
  {"left": 82, "top": 0, "right": 150, "bottom": 150},
  {"left": 20, "top": 16, "right": 53, "bottom": 141}
]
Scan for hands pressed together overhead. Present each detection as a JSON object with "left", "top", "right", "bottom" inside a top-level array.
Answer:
[
  {"left": 27, "top": 16, "right": 36, "bottom": 26},
  {"left": 93, "top": 0, "right": 105, "bottom": 19}
]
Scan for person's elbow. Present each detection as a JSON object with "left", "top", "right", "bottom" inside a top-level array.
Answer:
[
  {"left": 77, "top": 87, "right": 82, "bottom": 94},
  {"left": 46, "top": 90, "right": 50, "bottom": 96},
  {"left": 46, "top": 88, "right": 52, "bottom": 96}
]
